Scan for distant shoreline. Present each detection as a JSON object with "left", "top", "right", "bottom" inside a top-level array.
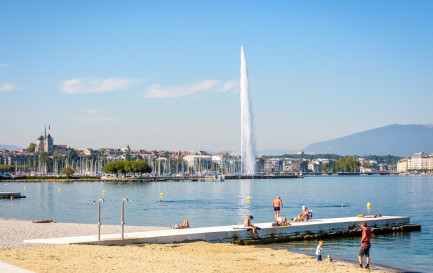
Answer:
[{"left": 2, "top": 172, "right": 433, "bottom": 183}]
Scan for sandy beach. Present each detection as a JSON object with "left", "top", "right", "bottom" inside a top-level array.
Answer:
[
  {"left": 0, "top": 242, "right": 390, "bottom": 273},
  {"left": 0, "top": 219, "right": 391, "bottom": 273}
]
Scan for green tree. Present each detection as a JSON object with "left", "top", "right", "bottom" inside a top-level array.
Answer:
[
  {"left": 125, "top": 151, "right": 131, "bottom": 161},
  {"left": 362, "top": 161, "right": 371, "bottom": 168},
  {"left": 26, "top": 143, "right": 36, "bottom": 153},
  {"left": 103, "top": 160, "right": 152, "bottom": 176},
  {"left": 39, "top": 152, "right": 48, "bottom": 164},
  {"left": 68, "top": 149, "right": 78, "bottom": 163},
  {"left": 0, "top": 164, "right": 15, "bottom": 173},
  {"left": 337, "top": 158, "right": 345, "bottom": 172},
  {"left": 322, "top": 162, "right": 329, "bottom": 173},
  {"left": 61, "top": 167, "right": 75, "bottom": 178}
]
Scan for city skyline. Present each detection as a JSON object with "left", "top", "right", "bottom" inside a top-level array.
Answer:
[{"left": 1, "top": 1, "right": 433, "bottom": 151}]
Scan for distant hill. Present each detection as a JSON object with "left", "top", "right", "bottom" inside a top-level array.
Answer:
[
  {"left": 303, "top": 124, "right": 433, "bottom": 157},
  {"left": 0, "top": 144, "right": 23, "bottom": 150}
]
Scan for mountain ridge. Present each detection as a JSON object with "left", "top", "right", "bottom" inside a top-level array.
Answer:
[
  {"left": 0, "top": 144, "right": 23, "bottom": 150},
  {"left": 303, "top": 124, "right": 433, "bottom": 157}
]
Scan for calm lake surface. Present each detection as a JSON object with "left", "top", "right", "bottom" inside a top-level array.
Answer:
[{"left": 1, "top": 176, "right": 432, "bottom": 272}]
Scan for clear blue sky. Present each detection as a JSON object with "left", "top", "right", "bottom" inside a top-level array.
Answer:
[{"left": 1, "top": 0, "right": 433, "bottom": 152}]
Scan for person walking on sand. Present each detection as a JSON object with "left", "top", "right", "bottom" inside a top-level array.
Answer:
[
  {"left": 272, "top": 196, "right": 283, "bottom": 221},
  {"left": 358, "top": 221, "right": 375, "bottom": 269}
]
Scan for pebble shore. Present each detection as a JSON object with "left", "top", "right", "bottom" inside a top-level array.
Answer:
[{"left": 0, "top": 218, "right": 168, "bottom": 248}]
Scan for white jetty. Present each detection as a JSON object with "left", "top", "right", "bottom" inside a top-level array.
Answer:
[{"left": 24, "top": 216, "right": 412, "bottom": 246}]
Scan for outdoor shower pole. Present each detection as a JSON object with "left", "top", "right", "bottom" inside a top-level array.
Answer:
[
  {"left": 121, "top": 198, "right": 128, "bottom": 239},
  {"left": 97, "top": 198, "right": 104, "bottom": 241}
]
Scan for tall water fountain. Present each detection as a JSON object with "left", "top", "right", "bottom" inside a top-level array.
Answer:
[{"left": 240, "top": 46, "right": 256, "bottom": 175}]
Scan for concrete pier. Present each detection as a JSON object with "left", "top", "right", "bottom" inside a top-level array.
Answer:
[
  {"left": 23, "top": 216, "right": 413, "bottom": 246},
  {"left": 0, "top": 192, "right": 25, "bottom": 198}
]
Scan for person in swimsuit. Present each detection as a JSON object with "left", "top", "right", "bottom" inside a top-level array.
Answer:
[
  {"left": 244, "top": 216, "right": 260, "bottom": 238},
  {"left": 297, "top": 205, "right": 309, "bottom": 221},
  {"left": 272, "top": 196, "right": 283, "bottom": 221},
  {"left": 170, "top": 219, "right": 190, "bottom": 229}
]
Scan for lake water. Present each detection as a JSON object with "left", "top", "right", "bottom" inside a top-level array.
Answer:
[{"left": 1, "top": 176, "right": 432, "bottom": 272}]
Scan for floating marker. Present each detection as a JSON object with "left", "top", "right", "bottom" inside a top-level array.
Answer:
[
  {"left": 367, "top": 202, "right": 371, "bottom": 209},
  {"left": 58, "top": 188, "right": 61, "bottom": 192},
  {"left": 103, "top": 190, "right": 106, "bottom": 194},
  {"left": 247, "top": 196, "right": 251, "bottom": 201},
  {"left": 24, "top": 186, "right": 26, "bottom": 190},
  {"left": 160, "top": 193, "right": 163, "bottom": 197}
]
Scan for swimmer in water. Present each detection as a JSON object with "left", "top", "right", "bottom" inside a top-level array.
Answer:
[{"left": 93, "top": 201, "right": 96, "bottom": 206}]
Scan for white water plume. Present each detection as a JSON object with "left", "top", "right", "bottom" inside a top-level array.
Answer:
[{"left": 240, "top": 46, "right": 256, "bottom": 175}]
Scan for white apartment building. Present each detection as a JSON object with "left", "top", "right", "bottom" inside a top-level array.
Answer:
[
  {"left": 400, "top": 152, "right": 433, "bottom": 171},
  {"left": 183, "top": 155, "right": 212, "bottom": 169}
]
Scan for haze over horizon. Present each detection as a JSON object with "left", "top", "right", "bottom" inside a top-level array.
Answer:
[{"left": 1, "top": 1, "right": 433, "bottom": 151}]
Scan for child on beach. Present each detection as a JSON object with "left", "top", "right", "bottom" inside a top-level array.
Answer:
[{"left": 315, "top": 240, "right": 323, "bottom": 262}]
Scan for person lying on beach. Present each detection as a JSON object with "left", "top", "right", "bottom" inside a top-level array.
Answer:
[
  {"left": 296, "top": 206, "right": 309, "bottom": 221},
  {"left": 244, "top": 216, "right": 260, "bottom": 238},
  {"left": 170, "top": 220, "right": 189, "bottom": 229},
  {"left": 32, "top": 220, "right": 55, "bottom": 223}
]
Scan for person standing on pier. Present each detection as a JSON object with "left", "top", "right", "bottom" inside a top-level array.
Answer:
[
  {"left": 272, "top": 196, "right": 283, "bottom": 221},
  {"left": 358, "top": 221, "right": 375, "bottom": 269}
]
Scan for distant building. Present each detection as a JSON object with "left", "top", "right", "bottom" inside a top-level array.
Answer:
[
  {"left": 297, "top": 151, "right": 304, "bottom": 155},
  {"left": 183, "top": 155, "right": 212, "bottom": 169},
  {"left": 282, "top": 159, "right": 301, "bottom": 173},
  {"left": 408, "top": 152, "right": 433, "bottom": 170},
  {"left": 264, "top": 158, "right": 282, "bottom": 173},
  {"left": 255, "top": 157, "right": 265, "bottom": 173},
  {"left": 35, "top": 125, "right": 54, "bottom": 153},
  {"left": 397, "top": 159, "right": 409, "bottom": 172},
  {"left": 7, "top": 155, "right": 27, "bottom": 166},
  {"left": 410, "top": 152, "right": 428, "bottom": 170},
  {"left": 120, "top": 145, "right": 131, "bottom": 153},
  {"left": 83, "top": 148, "right": 100, "bottom": 156}
]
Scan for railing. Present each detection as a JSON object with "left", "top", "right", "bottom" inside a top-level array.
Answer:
[{"left": 97, "top": 198, "right": 129, "bottom": 241}]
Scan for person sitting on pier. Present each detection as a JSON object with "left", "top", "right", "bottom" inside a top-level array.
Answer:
[
  {"left": 296, "top": 206, "right": 310, "bottom": 221},
  {"left": 170, "top": 220, "right": 190, "bottom": 229},
  {"left": 244, "top": 216, "right": 260, "bottom": 239}
]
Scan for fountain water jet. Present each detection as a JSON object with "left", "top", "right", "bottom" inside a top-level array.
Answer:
[{"left": 240, "top": 46, "right": 256, "bottom": 175}]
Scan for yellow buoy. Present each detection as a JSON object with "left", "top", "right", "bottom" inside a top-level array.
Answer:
[
  {"left": 160, "top": 193, "right": 163, "bottom": 197},
  {"left": 24, "top": 187, "right": 26, "bottom": 190},
  {"left": 58, "top": 188, "right": 61, "bottom": 192},
  {"left": 103, "top": 190, "right": 106, "bottom": 194},
  {"left": 247, "top": 196, "right": 251, "bottom": 201},
  {"left": 367, "top": 202, "right": 371, "bottom": 209}
]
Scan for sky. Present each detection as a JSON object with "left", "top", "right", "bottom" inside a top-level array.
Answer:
[{"left": 1, "top": 0, "right": 433, "bottom": 152}]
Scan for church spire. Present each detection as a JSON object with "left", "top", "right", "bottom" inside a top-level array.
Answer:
[{"left": 44, "top": 124, "right": 47, "bottom": 140}]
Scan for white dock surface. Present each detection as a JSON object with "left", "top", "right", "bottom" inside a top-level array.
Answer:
[{"left": 24, "top": 216, "right": 409, "bottom": 246}]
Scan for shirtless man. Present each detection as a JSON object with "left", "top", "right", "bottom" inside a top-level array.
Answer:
[
  {"left": 244, "top": 216, "right": 260, "bottom": 238},
  {"left": 272, "top": 196, "right": 283, "bottom": 221}
]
